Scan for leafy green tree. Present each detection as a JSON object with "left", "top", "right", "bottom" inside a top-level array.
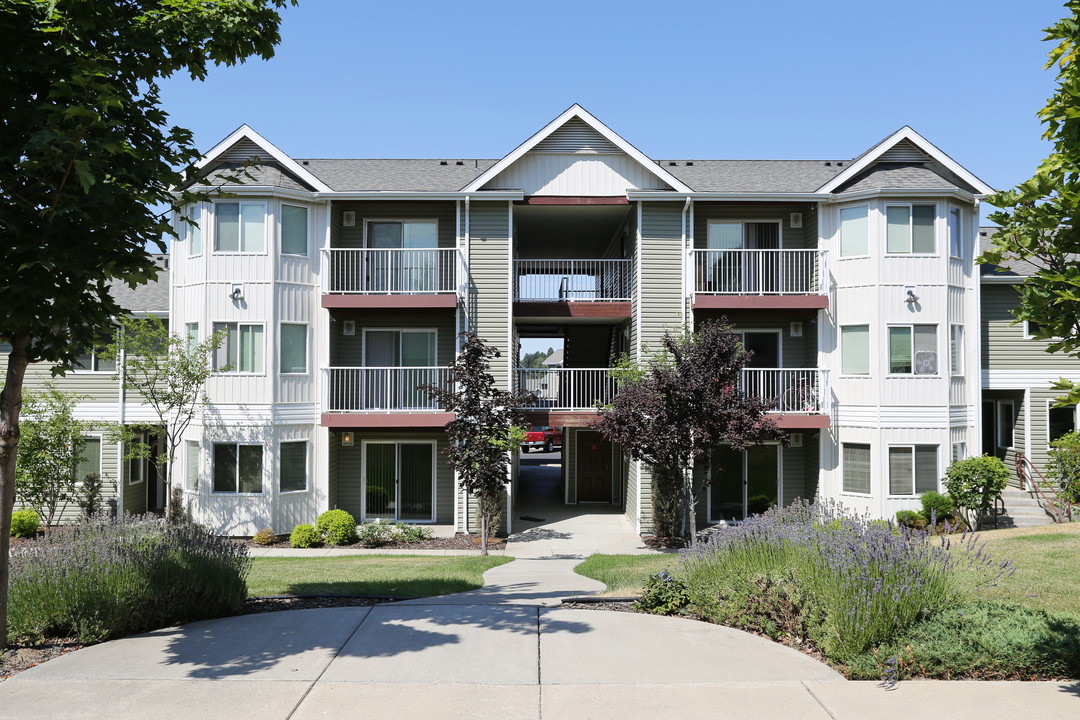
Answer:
[
  {"left": 424, "top": 332, "right": 535, "bottom": 554},
  {"left": 942, "top": 456, "right": 1011, "bottom": 531},
  {"left": 981, "top": 2, "right": 1080, "bottom": 404},
  {"left": 14, "top": 384, "right": 91, "bottom": 528},
  {"left": 0, "top": 0, "right": 294, "bottom": 649},
  {"left": 102, "top": 316, "right": 224, "bottom": 523},
  {"left": 593, "top": 321, "right": 784, "bottom": 541}
]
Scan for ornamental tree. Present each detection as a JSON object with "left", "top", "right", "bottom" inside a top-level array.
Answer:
[
  {"left": 592, "top": 321, "right": 785, "bottom": 541},
  {"left": 981, "top": 2, "right": 1080, "bottom": 404},
  {"left": 424, "top": 332, "right": 535, "bottom": 555},
  {"left": 942, "top": 455, "right": 1010, "bottom": 530},
  {"left": 0, "top": 0, "right": 294, "bottom": 650}
]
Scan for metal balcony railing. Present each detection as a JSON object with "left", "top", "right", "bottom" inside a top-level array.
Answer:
[
  {"left": 692, "top": 249, "right": 827, "bottom": 295},
  {"left": 515, "top": 367, "right": 617, "bottom": 410},
  {"left": 740, "top": 368, "right": 829, "bottom": 414},
  {"left": 514, "top": 259, "right": 633, "bottom": 301},
  {"left": 322, "top": 367, "right": 450, "bottom": 412},
  {"left": 322, "top": 248, "right": 462, "bottom": 294}
]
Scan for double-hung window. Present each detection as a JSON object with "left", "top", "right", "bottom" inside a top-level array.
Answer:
[
  {"left": 185, "top": 323, "right": 200, "bottom": 354},
  {"left": 280, "top": 204, "right": 309, "bottom": 256},
  {"left": 888, "top": 445, "right": 938, "bottom": 496},
  {"left": 841, "top": 325, "right": 870, "bottom": 375},
  {"left": 280, "top": 441, "right": 308, "bottom": 493},
  {"left": 186, "top": 204, "right": 203, "bottom": 255},
  {"left": 280, "top": 324, "right": 307, "bottom": 374},
  {"left": 185, "top": 441, "right": 200, "bottom": 491},
  {"left": 213, "top": 322, "right": 264, "bottom": 373},
  {"left": 886, "top": 204, "right": 935, "bottom": 254},
  {"left": 72, "top": 329, "right": 117, "bottom": 372},
  {"left": 950, "top": 325, "right": 964, "bottom": 375},
  {"left": 888, "top": 324, "right": 937, "bottom": 375},
  {"left": 842, "top": 443, "right": 871, "bottom": 494},
  {"left": 839, "top": 206, "right": 868, "bottom": 257},
  {"left": 215, "top": 201, "right": 266, "bottom": 253},
  {"left": 213, "top": 443, "right": 263, "bottom": 494},
  {"left": 948, "top": 207, "right": 962, "bottom": 258},
  {"left": 76, "top": 436, "right": 102, "bottom": 483}
]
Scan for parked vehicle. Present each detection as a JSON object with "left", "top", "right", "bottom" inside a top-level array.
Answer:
[{"left": 521, "top": 425, "right": 563, "bottom": 453}]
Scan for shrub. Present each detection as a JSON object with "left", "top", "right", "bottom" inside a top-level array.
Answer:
[
  {"left": 252, "top": 528, "right": 277, "bottom": 546},
  {"left": 10, "top": 509, "right": 40, "bottom": 538},
  {"left": 943, "top": 455, "right": 1010, "bottom": 530},
  {"left": 919, "top": 491, "right": 956, "bottom": 524},
  {"left": 845, "top": 600, "right": 1080, "bottom": 680},
  {"left": 357, "top": 520, "right": 394, "bottom": 547},
  {"left": 895, "top": 510, "right": 927, "bottom": 530},
  {"left": 8, "top": 516, "right": 249, "bottom": 643},
  {"left": 393, "top": 522, "right": 433, "bottom": 544},
  {"left": 289, "top": 523, "right": 319, "bottom": 548},
  {"left": 316, "top": 509, "right": 358, "bottom": 546},
  {"left": 1047, "top": 431, "right": 1080, "bottom": 503},
  {"left": 77, "top": 472, "right": 104, "bottom": 520},
  {"left": 635, "top": 569, "right": 690, "bottom": 615}
]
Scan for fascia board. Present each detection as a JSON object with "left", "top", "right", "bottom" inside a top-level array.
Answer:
[
  {"left": 822, "top": 188, "right": 977, "bottom": 204},
  {"left": 980, "top": 274, "right": 1026, "bottom": 284},
  {"left": 313, "top": 191, "right": 525, "bottom": 201},
  {"left": 180, "top": 185, "right": 319, "bottom": 203},
  {"left": 461, "top": 104, "right": 693, "bottom": 194},
  {"left": 816, "top": 127, "right": 995, "bottom": 196},
  {"left": 628, "top": 192, "right": 828, "bottom": 201},
  {"left": 195, "top": 124, "right": 334, "bottom": 193}
]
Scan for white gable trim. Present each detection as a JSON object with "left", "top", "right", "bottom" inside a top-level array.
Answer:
[
  {"left": 816, "top": 126, "right": 994, "bottom": 196},
  {"left": 196, "top": 124, "right": 333, "bottom": 193},
  {"left": 461, "top": 104, "right": 692, "bottom": 194}
]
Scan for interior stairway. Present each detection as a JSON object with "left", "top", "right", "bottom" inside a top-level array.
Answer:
[{"left": 992, "top": 485, "right": 1057, "bottom": 528}]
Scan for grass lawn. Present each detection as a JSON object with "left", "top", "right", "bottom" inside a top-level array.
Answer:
[
  {"left": 955, "top": 522, "right": 1080, "bottom": 619},
  {"left": 247, "top": 555, "right": 512, "bottom": 598},
  {"left": 574, "top": 554, "right": 675, "bottom": 596}
]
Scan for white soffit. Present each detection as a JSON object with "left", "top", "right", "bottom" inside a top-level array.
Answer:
[
  {"left": 817, "top": 126, "right": 994, "bottom": 196},
  {"left": 195, "top": 124, "right": 333, "bottom": 193},
  {"left": 461, "top": 104, "right": 693, "bottom": 194}
]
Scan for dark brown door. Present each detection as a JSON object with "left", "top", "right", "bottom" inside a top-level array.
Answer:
[{"left": 577, "top": 431, "right": 612, "bottom": 502}]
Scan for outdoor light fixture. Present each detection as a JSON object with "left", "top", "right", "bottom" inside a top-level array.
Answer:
[
  {"left": 230, "top": 284, "right": 244, "bottom": 301},
  {"left": 341, "top": 431, "right": 354, "bottom": 447},
  {"left": 905, "top": 289, "right": 919, "bottom": 304}
]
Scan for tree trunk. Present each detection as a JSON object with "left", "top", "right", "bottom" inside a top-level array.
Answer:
[
  {"left": 480, "top": 503, "right": 489, "bottom": 556},
  {"left": 0, "top": 335, "right": 32, "bottom": 649}
]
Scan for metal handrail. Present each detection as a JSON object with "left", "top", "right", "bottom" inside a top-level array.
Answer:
[
  {"left": 1014, "top": 452, "right": 1070, "bottom": 523},
  {"left": 322, "top": 366, "right": 450, "bottom": 412},
  {"left": 515, "top": 367, "right": 616, "bottom": 410},
  {"left": 692, "top": 248, "right": 826, "bottom": 295},
  {"left": 514, "top": 259, "right": 633, "bottom": 302},
  {"left": 322, "top": 248, "right": 461, "bottom": 294},
  {"left": 739, "top": 368, "right": 829, "bottom": 414}
]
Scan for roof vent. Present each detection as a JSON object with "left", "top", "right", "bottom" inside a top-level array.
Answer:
[
  {"left": 837, "top": 162, "right": 843, "bottom": 166},
  {"left": 668, "top": 162, "right": 677, "bottom": 166},
  {"left": 685, "top": 161, "right": 694, "bottom": 166},
  {"left": 302, "top": 160, "right": 309, "bottom": 166},
  {"left": 825, "top": 162, "right": 832, "bottom": 167},
  {"left": 455, "top": 161, "right": 464, "bottom": 166},
  {"left": 439, "top": 161, "right": 448, "bottom": 166}
]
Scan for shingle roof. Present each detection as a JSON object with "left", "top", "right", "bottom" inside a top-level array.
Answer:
[
  {"left": 200, "top": 162, "right": 314, "bottom": 192},
  {"left": 299, "top": 159, "right": 496, "bottom": 192},
  {"left": 109, "top": 255, "right": 170, "bottom": 314},
  {"left": 836, "top": 163, "right": 958, "bottom": 194},
  {"left": 661, "top": 160, "right": 846, "bottom": 193},
  {"left": 979, "top": 227, "right": 1041, "bottom": 280}
]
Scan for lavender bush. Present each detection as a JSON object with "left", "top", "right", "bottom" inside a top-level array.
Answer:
[
  {"left": 7, "top": 515, "right": 250, "bottom": 642},
  {"left": 679, "top": 500, "right": 1012, "bottom": 661}
]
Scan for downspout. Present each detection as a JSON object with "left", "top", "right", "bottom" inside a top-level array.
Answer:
[
  {"left": 117, "top": 345, "right": 126, "bottom": 517},
  {"left": 681, "top": 196, "right": 691, "bottom": 326},
  {"left": 461, "top": 195, "right": 470, "bottom": 532}
]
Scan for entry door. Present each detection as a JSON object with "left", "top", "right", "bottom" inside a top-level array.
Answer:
[
  {"left": 363, "top": 441, "right": 434, "bottom": 521},
  {"left": 576, "top": 431, "right": 612, "bottom": 503},
  {"left": 708, "top": 445, "right": 780, "bottom": 522}
]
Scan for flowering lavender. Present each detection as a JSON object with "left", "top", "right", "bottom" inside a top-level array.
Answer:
[{"left": 678, "top": 500, "right": 1007, "bottom": 660}]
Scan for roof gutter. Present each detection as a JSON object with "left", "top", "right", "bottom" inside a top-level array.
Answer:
[
  {"left": 627, "top": 191, "right": 828, "bottom": 202},
  {"left": 314, "top": 191, "right": 525, "bottom": 201}
]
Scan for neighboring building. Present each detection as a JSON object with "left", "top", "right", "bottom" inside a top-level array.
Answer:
[{"left": 157, "top": 104, "right": 995, "bottom": 535}]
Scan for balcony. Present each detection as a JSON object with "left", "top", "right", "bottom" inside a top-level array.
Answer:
[
  {"left": 321, "top": 248, "right": 463, "bottom": 310},
  {"left": 691, "top": 249, "right": 828, "bottom": 310},
  {"left": 320, "top": 367, "right": 454, "bottom": 428},
  {"left": 513, "top": 259, "right": 633, "bottom": 319},
  {"left": 741, "top": 368, "right": 831, "bottom": 428}
]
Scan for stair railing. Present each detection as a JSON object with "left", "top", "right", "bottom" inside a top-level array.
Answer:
[{"left": 1014, "top": 452, "right": 1070, "bottom": 523}]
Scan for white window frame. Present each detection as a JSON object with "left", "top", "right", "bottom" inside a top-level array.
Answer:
[
  {"left": 887, "top": 324, "right": 938, "bottom": 376},
  {"left": 360, "top": 439, "right": 437, "bottom": 523},
  {"left": 887, "top": 444, "right": 940, "bottom": 498},
  {"left": 996, "top": 400, "right": 1015, "bottom": 450},
  {"left": 185, "top": 440, "right": 200, "bottom": 492},
  {"left": 279, "top": 440, "right": 310, "bottom": 494},
  {"left": 185, "top": 323, "right": 199, "bottom": 355},
  {"left": 839, "top": 205, "right": 869, "bottom": 259},
  {"left": 213, "top": 200, "right": 267, "bottom": 254},
  {"left": 951, "top": 441, "right": 967, "bottom": 464},
  {"left": 705, "top": 443, "right": 784, "bottom": 523},
  {"left": 950, "top": 324, "right": 964, "bottom": 376},
  {"left": 1047, "top": 401, "right": 1078, "bottom": 445},
  {"left": 840, "top": 324, "right": 870, "bottom": 376},
  {"left": 840, "top": 442, "right": 872, "bottom": 496},
  {"left": 211, "top": 442, "right": 264, "bottom": 495},
  {"left": 362, "top": 218, "right": 439, "bottom": 248},
  {"left": 280, "top": 323, "right": 309, "bottom": 375},
  {"left": 948, "top": 207, "right": 963, "bottom": 259},
  {"left": 279, "top": 203, "right": 310, "bottom": 257},
  {"left": 884, "top": 203, "right": 937, "bottom": 255},
  {"left": 76, "top": 433, "right": 104, "bottom": 486},
  {"left": 185, "top": 203, "right": 203, "bottom": 256},
  {"left": 128, "top": 431, "right": 147, "bottom": 486},
  {"left": 212, "top": 322, "right": 266, "bottom": 374}
]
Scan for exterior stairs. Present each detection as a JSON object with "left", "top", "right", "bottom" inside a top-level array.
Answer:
[{"left": 992, "top": 485, "right": 1057, "bottom": 528}]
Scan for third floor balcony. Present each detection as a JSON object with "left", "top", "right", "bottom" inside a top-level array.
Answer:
[{"left": 690, "top": 248, "right": 829, "bottom": 311}]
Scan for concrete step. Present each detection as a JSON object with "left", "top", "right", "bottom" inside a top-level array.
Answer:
[{"left": 994, "top": 487, "right": 1057, "bottom": 528}]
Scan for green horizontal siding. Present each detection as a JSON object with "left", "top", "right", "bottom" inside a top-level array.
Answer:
[{"left": 332, "top": 201, "right": 457, "bottom": 249}]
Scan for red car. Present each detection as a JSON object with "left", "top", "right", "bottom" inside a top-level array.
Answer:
[{"left": 520, "top": 425, "right": 563, "bottom": 453}]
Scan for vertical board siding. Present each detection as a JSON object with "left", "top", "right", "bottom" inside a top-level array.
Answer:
[
  {"left": 468, "top": 201, "right": 511, "bottom": 388},
  {"left": 487, "top": 153, "right": 670, "bottom": 196},
  {"left": 333, "top": 201, "right": 458, "bottom": 249}
]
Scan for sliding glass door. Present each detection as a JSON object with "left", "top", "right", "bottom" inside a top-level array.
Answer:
[
  {"left": 363, "top": 329, "right": 437, "bottom": 409},
  {"left": 708, "top": 445, "right": 781, "bottom": 522},
  {"left": 362, "top": 441, "right": 434, "bottom": 521}
]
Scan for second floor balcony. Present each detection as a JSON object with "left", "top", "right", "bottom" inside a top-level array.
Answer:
[
  {"left": 691, "top": 248, "right": 829, "bottom": 310},
  {"left": 322, "top": 248, "right": 463, "bottom": 310},
  {"left": 513, "top": 258, "right": 633, "bottom": 319}
]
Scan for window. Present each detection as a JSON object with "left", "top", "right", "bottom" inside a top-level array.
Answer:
[
  {"left": 76, "top": 437, "right": 101, "bottom": 482},
  {"left": 213, "top": 443, "right": 263, "bottom": 493},
  {"left": 886, "top": 204, "right": 935, "bottom": 254},
  {"left": 187, "top": 204, "right": 202, "bottom": 255},
  {"left": 72, "top": 330, "right": 116, "bottom": 372},
  {"left": 280, "top": 441, "right": 307, "bottom": 493},
  {"left": 213, "top": 322, "right": 264, "bottom": 373},
  {"left": 997, "top": 400, "right": 1015, "bottom": 448},
  {"left": 185, "top": 441, "right": 200, "bottom": 491},
  {"left": 951, "top": 442, "right": 967, "bottom": 464},
  {"left": 842, "top": 443, "right": 871, "bottom": 494},
  {"left": 1049, "top": 405, "right": 1076, "bottom": 444},
  {"left": 948, "top": 207, "right": 962, "bottom": 258},
  {"left": 950, "top": 325, "right": 964, "bottom": 375},
  {"left": 888, "top": 445, "right": 938, "bottom": 496},
  {"left": 841, "top": 325, "right": 870, "bottom": 375},
  {"left": 840, "top": 206, "right": 868, "bottom": 257},
  {"left": 185, "top": 323, "right": 199, "bottom": 354},
  {"left": 280, "top": 204, "right": 308, "bottom": 255},
  {"left": 367, "top": 220, "right": 437, "bottom": 249},
  {"left": 215, "top": 201, "right": 265, "bottom": 253},
  {"left": 280, "top": 324, "right": 307, "bottom": 374},
  {"left": 888, "top": 325, "right": 937, "bottom": 375}
]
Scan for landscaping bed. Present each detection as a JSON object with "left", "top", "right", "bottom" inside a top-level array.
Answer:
[{"left": 239, "top": 532, "right": 506, "bottom": 552}]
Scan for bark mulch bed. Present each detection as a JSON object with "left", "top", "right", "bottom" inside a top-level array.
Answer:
[
  {"left": 240, "top": 533, "right": 507, "bottom": 552},
  {"left": 1, "top": 639, "right": 83, "bottom": 681}
]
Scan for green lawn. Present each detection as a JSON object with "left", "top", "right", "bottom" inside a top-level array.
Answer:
[
  {"left": 954, "top": 522, "right": 1080, "bottom": 619},
  {"left": 574, "top": 554, "right": 675, "bottom": 596},
  {"left": 246, "top": 555, "right": 512, "bottom": 598}
]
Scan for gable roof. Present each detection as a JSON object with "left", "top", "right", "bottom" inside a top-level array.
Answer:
[
  {"left": 817, "top": 126, "right": 994, "bottom": 196},
  {"left": 461, "top": 104, "right": 693, "bottom": 194},
  {"left": 194, "top": 125, "right": 333, "bottom": 193}
]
